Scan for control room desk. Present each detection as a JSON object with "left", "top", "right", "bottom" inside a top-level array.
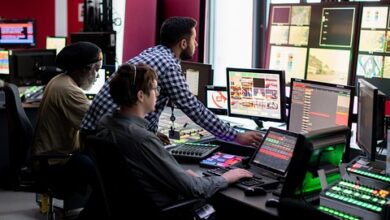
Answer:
[{"left": 181, "top": 163, "right": 280, "bottom": 219}]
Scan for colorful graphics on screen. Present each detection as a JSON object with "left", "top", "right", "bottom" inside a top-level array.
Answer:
[
  {"left": 269, "top": 46, "right": 306, "bottom": 83},
  {"left": 0, "top": 50, "right": 9, "bottom": 74},
  {"left": 228, "top": 71, "right": 282, "bottom": 120},
  {"left": 357, "top": 54, "right": 383, "bottom": 78}
]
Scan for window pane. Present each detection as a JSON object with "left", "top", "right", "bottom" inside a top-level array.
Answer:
[{"left": 208, "top": 0, "right": 253, "bottom": 86}]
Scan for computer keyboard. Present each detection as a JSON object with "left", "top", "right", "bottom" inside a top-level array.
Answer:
[
  {"left": 205, "top": 167, "right": 279, "bottom": 190},
  {"left": 169, "top": 142, "right": 220, "bottom": 162},
  {"left": 206, "top": 167, "right": 265, "bottom": 187}
]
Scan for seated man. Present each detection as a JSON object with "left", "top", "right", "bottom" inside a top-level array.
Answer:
[
  {"left": 33, "top": 41, "right": 102, "bottom": 157},
  {"left": 32, "top": 42, "right": 102, "bottom": 194},
  {"left": 95, "top": 63, "right": 253, "bottom": 211}
]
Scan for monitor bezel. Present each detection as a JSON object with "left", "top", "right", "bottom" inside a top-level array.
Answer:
[
  {"left": 205, "top": 85, "right": 228, "bottom": 115},
  {"left": 226, "top": 67, "right": 286, "bottom": 123},
  {"left": 356, "top": 79, "right": 379, "bottom": 162},
  {"left": 249, "top": 127, "right": 304, "bottom": 177},
  {"left": 9, "top": 49, "right": 57, "bottom": 86},
  {"left": 0, "top": 19, "right": 36, "bottom": 47},
  {"left": 287, "top": 78, "right": 355, "bottom": 132}
]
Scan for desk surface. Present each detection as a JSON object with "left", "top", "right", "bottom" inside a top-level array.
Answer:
[{"left": 181, "top": 163, "right": 280, "bottom": 218}]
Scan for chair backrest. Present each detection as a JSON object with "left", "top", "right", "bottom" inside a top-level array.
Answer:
[
  {"left": 2, "top": 83, "right": 33, "bottom": 187},
  {"left": 85, "top": 135, "right": 161, "bottom": 220}
]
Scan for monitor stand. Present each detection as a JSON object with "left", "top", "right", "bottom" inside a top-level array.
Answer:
[{"left": 253, "top": 119, "right": 266, "bottom": 131}]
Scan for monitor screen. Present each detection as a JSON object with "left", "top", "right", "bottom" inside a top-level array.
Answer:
[
  {"left": 306, "top": 48, "right": 351, "bottom": 85},
  {"left": 0, "top": 50, "right": 9, "bottom": 75},
  {"left": 356, "top": 79, "right": 385, "bottom": 162},
  {"left": 319, "top": 7, "right": 356, "bottom": 48},
  {"left": 288, "top": 78, "right": 354, "bottom": 134},
  {"left": 205, "top": 86, "right": 227, "bottom": 115},
  {"left": 180, "top": 61, "right": 213, "bottom": 105},
  {"left": 9, "top": 49, "right": 57, "bottom": 86},
  {"left": 46, "top": 36, "right": 67, "bottom": 55},
  {"left": 250, "top": 127, "right": 303, "bottom": 177},
  {"left": 84, "top": 65, "right": 115, "bottom": 100},
  {"left": 0, "top": 19, "right": 36, "bottom": 47},
  {"left": 226, "top": 68, "right": 286, "bottom": 125}
]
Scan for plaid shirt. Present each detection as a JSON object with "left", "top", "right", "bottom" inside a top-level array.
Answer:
[{"left": 80, "top": 45, "right": 237, "bottom": 141}]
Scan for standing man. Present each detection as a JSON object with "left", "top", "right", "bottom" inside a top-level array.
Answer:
[{"left": 81, "top": 17, "right": 261, "bottom": 146}]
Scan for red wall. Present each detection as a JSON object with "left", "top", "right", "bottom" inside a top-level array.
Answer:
[
  {"left": 122, "top": 1, "right": 158, "bottom": 63},
  {"left": 0, "top": 0, "right": 55, "bottom": 48},
  {"left": 68, "top": 0, "right": 84, "bottom": 36},
  {"left": 161, "top": 0, "right": 202, "bottom": 62}
]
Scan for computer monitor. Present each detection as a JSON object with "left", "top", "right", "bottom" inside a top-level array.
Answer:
[
  {"left": 281, "top": 125, "right": 351, "bottom": 198},
  {"left": 250, "top": 127, "right": 304, "bottom": 178},
  {"left": 46, "top": 36, "right": 67, "bottom": 55},
  {"left": 356, "top": 79, "right": 386, "bottom": 162},
  {"left": 205, "top": 85, "right": 227, "bottom": 115},
  {"left": 180, "top": 61, "right": 213, "bottom": 105},
  {"left": 84, "top": 65, "right": 115, "bottom": 100},
  {"left": 8, "top": 49, "right": 57, "bottom": 86},
  {"left": 226, "top": 68, "right": 286, "bottom": 129},
  {"left": 0, "top": 19, "right": 36, "bottom": 47},
  {"left": 0, "top": 49, "right": 9, "bottom": 75},
  {"left": 287, "top": 78, "right": 354, "bottom": 134},
  {"left": 70, "top": 32, "right": 116, "bottom": 65}
]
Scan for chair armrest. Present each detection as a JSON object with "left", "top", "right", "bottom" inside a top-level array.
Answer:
[{"left": 161, "top": 198, "right": 202, "bottom": 213}]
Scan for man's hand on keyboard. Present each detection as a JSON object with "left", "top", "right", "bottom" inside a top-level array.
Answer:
[
  {"left": 235, "top": 131, "right": 263, "bottom": 147},
  {"left": 222, "top": 168, "right": 253, "bottom": 184}
]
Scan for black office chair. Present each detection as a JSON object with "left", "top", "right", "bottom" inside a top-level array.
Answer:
[
  {"left": 84, "top": 135, "right": 204, "bottom": 220},
  {"left": 1, "top": 82, "right": 88, "bottom": 220},
  {"left": 1, "top": 82, "right": 34, "bottom": 188}
]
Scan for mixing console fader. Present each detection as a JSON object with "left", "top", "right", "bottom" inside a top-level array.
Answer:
[
  {"left": 169, "top": 142, "right": 220, "bottom": 162},
  {"left": 320, "top": 179, "right": 390, "bottom": 220}
]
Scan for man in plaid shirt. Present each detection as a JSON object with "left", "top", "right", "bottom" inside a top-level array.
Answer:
[{"left": 81, "top": 17, "right": 261, "bottom": 146}]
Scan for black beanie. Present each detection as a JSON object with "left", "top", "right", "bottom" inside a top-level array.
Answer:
[{"left": 56, "top": 41, "right": 101, "bottom": 71}]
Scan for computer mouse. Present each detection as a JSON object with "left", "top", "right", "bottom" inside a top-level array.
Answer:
[
  {"left": 244, "top": 187, "right": 266, "bottom": 196},
  {"left": 265, "top": 198, "right": 280, "bottom": 208}
]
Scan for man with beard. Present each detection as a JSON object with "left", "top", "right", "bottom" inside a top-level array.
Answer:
[
  {"left": 33, "top": 41, "right": 102, "bottom": 160},
  {"left": 81, "top": 17, "right": 261, "bottom": 146}
]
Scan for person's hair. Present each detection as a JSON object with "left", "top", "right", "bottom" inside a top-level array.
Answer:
[
  {"left": 160, "top": 17, "right": 197, "bottom": 47},
  {"left": 109, "top": 63, "right": 158, "bottom": 107}
]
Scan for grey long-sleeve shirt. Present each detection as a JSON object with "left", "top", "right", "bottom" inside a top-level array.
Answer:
[{"left": 96, "top": 112, "right": 228, "bottom": 208}]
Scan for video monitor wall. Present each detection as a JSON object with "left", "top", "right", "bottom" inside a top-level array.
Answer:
[
  {"left": 356, "top": 4, "right": 390, "bottom": 79},
  {"left": 265, "top": 3, "right": 358, "bottom": 86}
]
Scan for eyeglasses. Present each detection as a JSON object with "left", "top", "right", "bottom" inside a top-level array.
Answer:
[{"left": 152, "top": 86, "right": 161, "bottom": 93}]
